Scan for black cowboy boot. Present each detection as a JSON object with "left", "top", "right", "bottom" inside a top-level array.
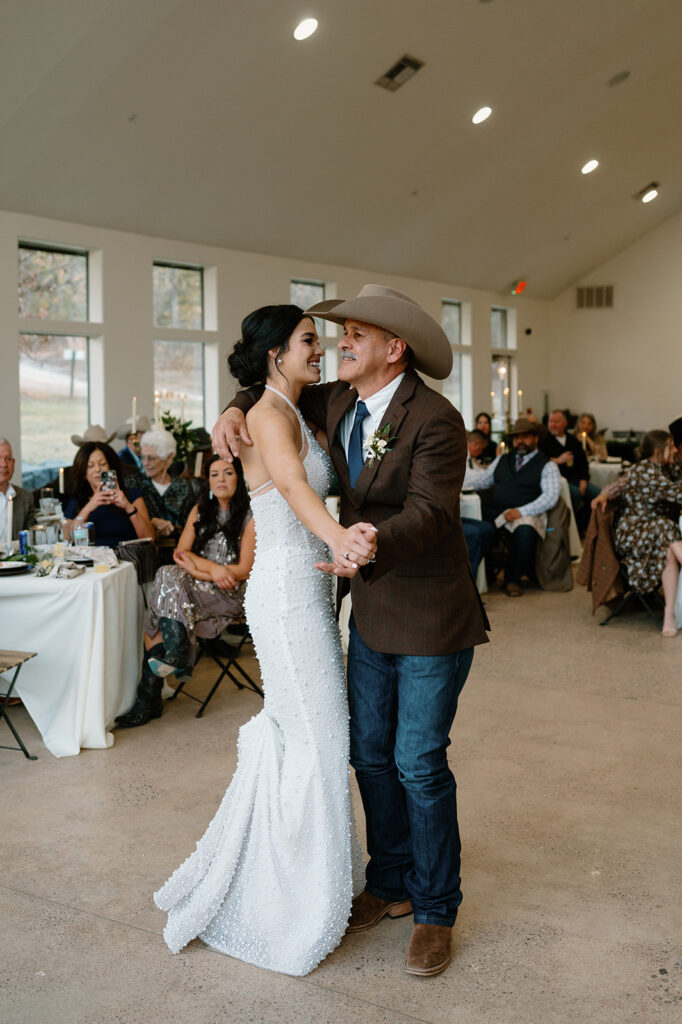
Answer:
[
  {"left": 115, "top": 646, "right": 164, "bottom": 728},
  {"left": 148, "top": 618, "right": 191, "bottom": 678}
]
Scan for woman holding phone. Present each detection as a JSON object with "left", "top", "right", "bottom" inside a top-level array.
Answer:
[{"left": 64, "top": 441, "right": 154, "bottom": 547}]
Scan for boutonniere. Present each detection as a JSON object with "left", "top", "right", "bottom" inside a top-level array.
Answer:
[{"left": 362, "top": 424, "right": 396, "bottom": 468}]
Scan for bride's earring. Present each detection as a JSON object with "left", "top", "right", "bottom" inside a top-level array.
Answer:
[{"left": 276, "top": 357, "right": 283, "bottom": 365}]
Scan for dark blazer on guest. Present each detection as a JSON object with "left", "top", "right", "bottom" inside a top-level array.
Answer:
[
  {"left": 232, "top": 369, "right": 489, "bottom": 656},
  {"left": 9, "top": 484, "right": 36, "bottom": 539},
  {"left": 541, "top": 431, "right": 589, "bottom": 485}
]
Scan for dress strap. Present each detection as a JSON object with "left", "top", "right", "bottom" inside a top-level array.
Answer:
[
  {"left": 264, "top": 384, "right": 307, "bottom": 458},
  {"left": 264, "top": 385, "right": 302, "bottom": 419}
]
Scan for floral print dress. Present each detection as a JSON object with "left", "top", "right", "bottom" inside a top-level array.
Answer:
[{"left": 614, "top": 461, "right": 682, "bottom": 593}]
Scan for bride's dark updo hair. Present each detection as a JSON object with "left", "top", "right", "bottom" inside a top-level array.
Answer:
[{"left": 228, "top": 304, "right": 309, "bottom": 387}]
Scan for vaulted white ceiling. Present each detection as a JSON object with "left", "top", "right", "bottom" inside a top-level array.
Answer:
[{"left": 1, "top": 0, "right": 681, "bottom": 298}]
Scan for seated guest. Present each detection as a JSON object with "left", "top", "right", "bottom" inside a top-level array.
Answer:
[
  {"left": 64, "top": 442, "right": 154, "bottom": 547},
  {"left": 668, "top": 418, "right": 682, "bottom": 482},
  {"left": 461, "top": 518, "right": 495, "bottom": 580},
  {"left": 116, "top": 415, "right": 151, "bottom": 470},
  {"left": 116, "top": 455, "right": 256, "bottom": 727},
  {"left": 541, "top": 408, "right": 599, "bottom": 532},
  {"left": 576, "top": 413, "right": 607, "bottom": 462},
  {"left": 606, "top": 431, "right": 682, "bottom": 637},
  {"left": 43, "top": 425, "right": 135, "bottom": 502},
  {"left": 474, "top": 411, "right": 498, "bottom": 463},
  {"left": 0, "top": 437, "right": 35, "bottom": 541},
  {"left": 466, "top": 429, "right": 490, "bottom": 469},
  {"left": 468, "top": 418, "right": 561, "bottom": 596},
  {"left": 130, "top": 428, "right": 195, "bottom": 538}
]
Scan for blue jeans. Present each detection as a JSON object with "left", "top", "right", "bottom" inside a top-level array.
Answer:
[
  {"left": 461, "top": 517, "right": 495, "bottom": 578},
  {"left": 348, "top": 615, "right": 474, "bottom": 926}
]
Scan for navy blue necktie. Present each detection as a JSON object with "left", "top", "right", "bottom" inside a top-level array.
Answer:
[
  {"left": 515, "top": 453, "right": 524, "bottom": 472},
  {"left": 348, "top": 400, "right": 371, "bottom": 487}
]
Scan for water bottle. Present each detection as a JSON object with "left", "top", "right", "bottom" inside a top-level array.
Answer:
[{"left": 73, "top": 517, "right": 89, "bottom": 547}]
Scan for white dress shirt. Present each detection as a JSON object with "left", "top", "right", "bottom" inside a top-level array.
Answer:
[
  {"left": 0, "top": 483, "right": 17, "bottom": 544},
  {"left": 467, "top": 450, "right": 561, "bottom": 516},
  {"left": 338, "top": 373, "right": 405, "bottom": 460}
]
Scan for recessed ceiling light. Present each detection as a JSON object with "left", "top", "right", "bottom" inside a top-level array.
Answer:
[
  {"left": 472, "top": 106, "right": 492, "bottom": 124},
  {"left": 294, "top": 18, "right": 318, "bottom": 40},
  {"left": 581, "top": 159, "right": 599, "bottom": 175},
  {"left": 634, "top": 181, "right": 659, "bottom": 203}
]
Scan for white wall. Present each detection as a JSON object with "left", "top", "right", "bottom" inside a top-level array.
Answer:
[
  {"left": 548, "top": 210, "right": 682, "bottom": 433},
  {"left": 0, "top": 208, "right": 551, "bottom": 476}
]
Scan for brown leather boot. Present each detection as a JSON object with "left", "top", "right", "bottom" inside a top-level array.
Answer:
[
  {"left": 346, "top": 890, "right": 413, "bottom": 933},
  {"left": 404, "top": 923, "right": 452, "bottom": 976}
]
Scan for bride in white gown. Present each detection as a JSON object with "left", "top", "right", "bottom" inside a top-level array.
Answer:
[{"left": 154, "top": 305, "right": 377, "bottom": 976}]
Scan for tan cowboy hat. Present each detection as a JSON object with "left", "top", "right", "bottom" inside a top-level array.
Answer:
[
  {"left": 115, "top": 415, "right": 152, "bottom": 439},
  {"left": 70, "top": 424, "right": 116, "bottom": 447},
  {"left": 508, "top": 417, "right": 542, "bottom": 436},
  {"left": 305, "top": 284, "right": 453, "bottom": 380}
]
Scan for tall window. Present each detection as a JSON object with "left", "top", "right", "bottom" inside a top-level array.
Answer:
[
  {"left": 153, "top": 341, "right": 205, "bottom": 426},
  {"left": 490, "top": 306, "right": 516, "bottom": 436},
  {"left": 491, "top": 307, "right": 508, "bottom": 349},
  {"left": 290, "top": 278, "right": 335, "bottom": 381},
  {"left": 18, "top": 244, "right": 91, "bottom": 482},
  {"left": 153, "top": 262, "right": 206, "bottom": 425},
  {"left": 290, "top": 278, "right": 324, "bottom": 312},
  {"left": 153, "top": 263, "right": 203, "bottom": 329},
  {"left": 440, "top": 299, "right": 472, "bottom": 425}
]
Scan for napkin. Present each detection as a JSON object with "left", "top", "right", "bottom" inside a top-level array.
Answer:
[{"left": 55, "top": 561, "right": 87, "bottom": 579}]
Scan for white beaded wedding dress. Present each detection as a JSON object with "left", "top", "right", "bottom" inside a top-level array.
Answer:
[{"left": 154, "top": 390, "right": 362, "bottom": 976}]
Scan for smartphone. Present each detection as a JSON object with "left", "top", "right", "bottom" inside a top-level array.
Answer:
[{"left": 100, "top": 469, "right": 118, "bottom": 492}]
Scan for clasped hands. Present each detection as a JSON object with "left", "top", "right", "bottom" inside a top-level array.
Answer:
[
  {"left": 315, "top": 523, "right": 378, "bottom": 578},
  {"left": 173, "top": 549, "right": 238, "bottom": 590}
]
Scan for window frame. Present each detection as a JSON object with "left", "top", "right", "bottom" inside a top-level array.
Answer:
[{"left": 440, "top": 298, "right": 472, "bottom": 426}]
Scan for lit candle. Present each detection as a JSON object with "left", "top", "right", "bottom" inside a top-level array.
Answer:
[
  {"left": 194, "top": 451, "right": 203, "bottom": 478},
  {"left": 500, "top": 440, "right": 506, "bottom": 454},
  {"left": 154, "top": 390, "right": 160, "bottom": 427},
  {"left": 6, "top": 493, "right": 13, "bottom": 546},
  {"left": 180, "top": 394, "right": 185, "bottom": 421},
  {"left": 517, "top": 388, "right": 523, "bottom": 412},
  {"left": 581, "top": 431, "right": 587, "bottom": 451},
  {"left": 131, "top": 395, "right": 137, "bottom": 435},
  {"left": 59, "top": 466, "right": 65, "bottom": 495}
]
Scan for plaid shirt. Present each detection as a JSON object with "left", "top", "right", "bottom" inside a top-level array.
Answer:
[{"left": 466, "top": 450, "right": 562, "bottom": 516}]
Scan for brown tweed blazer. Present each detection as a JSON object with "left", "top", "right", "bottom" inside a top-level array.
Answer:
[{"left": 232, "top": 369, "right": 489, "bottom": 656}]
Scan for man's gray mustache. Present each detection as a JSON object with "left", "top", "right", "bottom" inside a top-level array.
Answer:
[{"left": 341, "top": 352, "right": 358, "bottom": 361}]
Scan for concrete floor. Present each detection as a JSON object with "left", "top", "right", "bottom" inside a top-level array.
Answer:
[{"left": 2, "top": 580, "right": 681, "bottom": 1024}]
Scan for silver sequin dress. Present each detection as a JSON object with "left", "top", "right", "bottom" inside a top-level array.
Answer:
[
  {"left": 144, "top": 510, "right": 247, "bottom": 659},
  {"left": 154, "top": 404, "right": 362, "bottom": 976}
]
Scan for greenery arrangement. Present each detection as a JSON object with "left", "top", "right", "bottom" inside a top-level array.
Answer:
[{"left": 160, "top": 411, "right": 210, "bottom": 469}]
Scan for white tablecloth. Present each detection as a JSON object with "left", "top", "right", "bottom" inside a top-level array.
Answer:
[
  {"left": 589, "top": 461, "right": 624, "bottom": 489},
  {"left": 0, "top": 562, "right": 141, "bottom": 757},
  {"left": 460, "top": 492, "right": 488, "bottom": 594}
]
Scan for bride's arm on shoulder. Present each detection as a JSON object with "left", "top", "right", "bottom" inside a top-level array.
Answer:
[{"left": 248, "top": 407, "right": 375, "bottom": 569}]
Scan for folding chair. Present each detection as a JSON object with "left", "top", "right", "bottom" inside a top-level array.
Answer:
[
  {"left": 600, "top": 567, "right": 664, "bottom": 626},
  {"left": 168, "top": 623, "right": 263, "bottom": 718},
  {"left": 0, "top": 650, "right": 38, "bottom": 760}
]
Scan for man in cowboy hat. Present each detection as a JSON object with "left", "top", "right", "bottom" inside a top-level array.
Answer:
[
  {"left": 115, "top": 415, "right": 152, "bottom": 471},
  {"left": 467, "top": 417, "right": 562, "bottom": 596},
  {"left": 213, "top": 284, "right": 489, "bottom": 977}
]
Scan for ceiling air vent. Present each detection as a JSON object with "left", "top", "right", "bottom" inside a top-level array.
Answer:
[
  {"left": 576, "top": 285, "right": 614, "bottom": 310},
  {"left": 375, "top": 55, "right": 424, "bottom": 92}
]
